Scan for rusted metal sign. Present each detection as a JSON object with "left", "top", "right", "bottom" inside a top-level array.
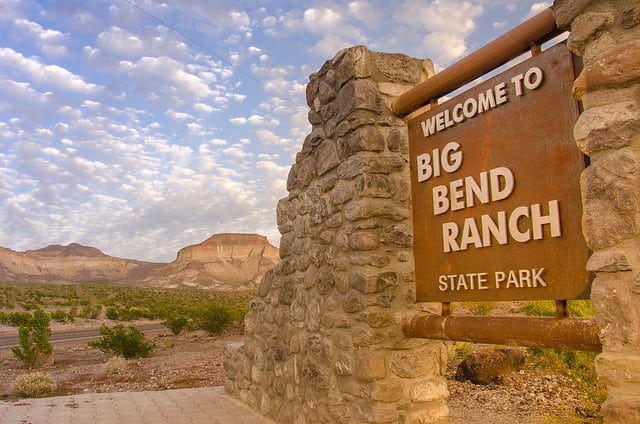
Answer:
[{"left": 408, "top": 43, "right": 591, "bottom": 303}]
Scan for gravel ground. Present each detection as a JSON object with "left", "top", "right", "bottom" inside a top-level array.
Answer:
[{"left": 1, "top": 323, "right": 603, "bottom": 423}]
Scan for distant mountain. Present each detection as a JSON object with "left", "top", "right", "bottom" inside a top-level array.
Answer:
[
  {"left": 0, "top": 234, "right": 280, "bottom": 290},
  {"left": 142, "top": 233, "right": 280, "bottom": 290}
]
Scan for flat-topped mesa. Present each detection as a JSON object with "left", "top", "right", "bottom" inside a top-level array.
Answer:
[
  {"left": 175, "top": 233, "right": 279, "bottom": 263},
  {"left": 148, "top": 233, "right": 280, "bottom": 290}
]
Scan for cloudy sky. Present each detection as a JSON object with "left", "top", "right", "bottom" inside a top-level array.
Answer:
[{"left": 0, "top": 0, "right": 552, "bottom": 262}]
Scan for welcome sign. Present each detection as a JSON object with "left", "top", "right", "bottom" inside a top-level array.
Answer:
[{"left": 408, "top": 43, "right": 591, "bottom": 302}]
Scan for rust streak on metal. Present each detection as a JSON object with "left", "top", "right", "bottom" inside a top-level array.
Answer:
[
  {"left": 392, "top": 7, "right": 563, "bottom": 116},
  {"left": 403, "top": 315, "right": 602, "bottom": 352}
]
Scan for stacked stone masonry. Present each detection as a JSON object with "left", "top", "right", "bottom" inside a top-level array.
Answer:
[
  {"left": 224, "top": 46, "right": 449, "bottom": 424},
  {"left": 224, "top": 1, "right": 640, "bottom": 422},
  {"left": 556, "top": 0, "right": 640, "bottom": 422}
]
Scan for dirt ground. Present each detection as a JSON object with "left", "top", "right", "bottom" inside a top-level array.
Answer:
[{"left": 0, "top": 322, "right": 603, "bottom": 424}]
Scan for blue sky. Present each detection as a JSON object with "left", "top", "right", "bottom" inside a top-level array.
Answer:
[{"left": 0, "top": 0, "right": 551, "bottom": 262}]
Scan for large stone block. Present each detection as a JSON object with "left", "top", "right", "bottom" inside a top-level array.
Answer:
[
  {"left": 343, "top": 198, "right": 410, "bottom": 221},
  {"left": 338, "top": 125, "right": 385, "bottom": 157},
  {"left": 567, "top": 12, "right": 614, "bottom": 56},
  {"left": 316, "top": 139, "right": 340, "bottom": 175},
  {"left": 596, "top": 352, "right": 640, "bottom": 389},
  {"left": 553, "top": 0, "right": 597, "bottom": 29},
  {"left": 334, "top": 79, "right": 382, "bottom": 124},
  {"left": 409, "top": 377, "right": 449, "bottom": 403},
  {"left": 581, "top": 165, "right": 638, "bottom": 249},
  {"left": 591, "top": 274, "right": 640, "bottom": 347},
  {"left": 573, "top": 40, "right": 640, "bottom": 99},
  {"left": 602, "top": 396, "right": 640, "bottom": 424},
  {"left": 337, "top": 154, "right": 406, "bottom": 179},
  {"left": 333, "top": 45, "right": 374, "bottom": 89},
  {"left": 356, "top": 173, "right": 396, "bottom": 198},
  {"left": 354, "top": 350, "right": 387, "bottom": 382},
  {"left": 574, "top": 101, "right": 640, "bottom": 154}
]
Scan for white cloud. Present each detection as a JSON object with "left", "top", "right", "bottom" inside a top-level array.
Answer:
[
  {"left": 526, "top": 2, "right": 552, "bottom": 19},
  {"left": 97, "top": 27, "right": 145, "bottom": 56},
  {"left": 0, "top": 47, "right": 101, "bottom": 93},
  {"left": 13, "top": 18, "right": 68, "bottom": 56}
]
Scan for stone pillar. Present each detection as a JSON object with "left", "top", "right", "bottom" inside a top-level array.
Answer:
[
  {"left": 224, "top": 46, "right": 449, "bottom": 423},
  {"left": 555, "top": 0, "right": 640, "bottom": 422}
]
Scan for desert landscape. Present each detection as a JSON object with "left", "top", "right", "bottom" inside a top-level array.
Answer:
[
  {"left": 0, "top": 234, "right": 604, "bottom": 423},
  {"left": 0, "top": 318, "right": 603, "bottom": 423}
]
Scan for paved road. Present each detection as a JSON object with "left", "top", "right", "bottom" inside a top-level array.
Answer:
[{"left": 0, "top": 322, "right": 168, "bottom": 349}]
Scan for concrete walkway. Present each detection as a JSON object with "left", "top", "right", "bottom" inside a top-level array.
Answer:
[{"left": 0, "top": 386, "right": 274, "bottom": 424}]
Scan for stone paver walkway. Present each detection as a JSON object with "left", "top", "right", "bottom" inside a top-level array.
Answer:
[{"left": 0, "top": 386, "right": 273, "bottom": 424}]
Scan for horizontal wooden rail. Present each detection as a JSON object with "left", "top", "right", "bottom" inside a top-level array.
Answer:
[
  {"left": 391, "top": 7, "right": 564, "bottom": 116},
  {"left": 403, "top": 315, "right": 602, "bottom": 352}
]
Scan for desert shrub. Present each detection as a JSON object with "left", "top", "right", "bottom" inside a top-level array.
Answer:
[
  {"left": 467, "top": 301, "right": 496, "bottom": 316},
  {"left": 163, "top": 315, "right": 190, "bottom": 335},
  {"left": 80, "top": 304, "right": 102, "bottom": 319},
  {"left": 89, "top": 324, "right": 154, "bottom": 359},
  {"left": 105, "top": 306, "right": 120, "bottom": 320},
  {"left": 520, "top": 300, "right": 595, "bottom": 317},
  {"left": 196, "top": 303, "right": 234, "bottom": 335},
  {"left": 50, "top": 309, "right": 74, "bottom": 323},
  {"left": 11, "top": 309, "right": 53, "bottom": 369},
  {"left": 1, "top": 311, "right": 33, "bottom": 327},
  {"left": 13, "top": 372, "right": 57, "bottom": 397},
  {"left": 102, "top": 356, "right": 128, "bottom": 375}
]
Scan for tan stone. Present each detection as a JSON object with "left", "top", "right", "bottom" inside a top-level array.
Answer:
[
  {"left": 567, "top": 11, "right": 614, "bottom": 56},
  {"left": 602, "top": 396, "right": 640, "bottom": 424},
  {"left": 573, "top": 40, "right": 640, "bottom": 99},
  {"left": 574, "top": 101, "right": 640, "bottom": 154},
  {"left": 410, "top": 377, "right": 449, "bottom": 402},
  {"left": 405, "top": 402, "right": 448, "bottom": 424},
  {"left": 553, "top": 0, "right": 596, "bottom": 29},
  {"left": 596, "top": 352, "right": 640, "bottom": 388}
]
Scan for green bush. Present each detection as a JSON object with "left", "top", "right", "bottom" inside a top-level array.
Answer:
[
  {"left": 11, "top": 309, "right": 54, "bottom": 369},
  {"left": 50, "top": 309, "right": 74, "bottom": 323},
  {"left": 13, "top": 372, "right": 57, "bottom": 397},
  {"left": 163, "top": 315, "right": 190, "bottom": 335},
  {"left": 520, "top": 300, "right": 595, "bottom": 317},
  {"left": 196, "top": 303, "right": 234, "bottom": 334},
  {"left": 1, "top": 311, "right": 33, "bottom": 327},
  {"left": 467, "top": 301, "right": 496, "bottom": 316},
  {"left": 89, "top": 324, "right": 154, "bottom": 358}
]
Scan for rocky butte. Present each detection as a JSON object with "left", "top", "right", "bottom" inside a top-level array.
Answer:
[{"left": 0, "top": 233, "right": 279, "bottom": 291}]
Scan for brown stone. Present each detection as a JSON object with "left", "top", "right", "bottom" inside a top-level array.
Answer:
[
  {"left": 573, "top": 40, "right": 640, "bottom": 99},
  {"left": 343, "top": 198, "right": 410, "bottom": 222},
  {"left": 316, "top": 139, "right": 340, "bottom": 175},
  {"left": 581, "top": 164, "right": 638, "bottom": 249},
  {"left": 553, "top": 0, "right": 597, "bottom": 29},
  {"left": 591, "top": 274, "right": 640, "bottom": 347},
  {"left": 338, "top": 125, "right": 385, "bottom": 157},
  {"left": 574, "top": 101, "right": 640, "bottom": 154},
  {"left": 354, "top": 350, "right": 386, "bottom": 382},
  {"left": 602, "top": 396, "right": 640, "bottom": 424},
  {"left": 349, "top": 232, "right": 380, "bottom": 251},
  {"left": 334, "top": 79, "right": 380, "bottom": 122},
  {"left": 337, "top": 154, "right": 406, "bottom": 179},
  {"left": 455, "top": 347, "right": 526, "bottom": 385},
  {"left": 567, "top": 12, "right": 613, "bottom": 56},
  {"left": 587, "top": 250, "right": 633, "bottom": 272},
  {"left": 356, "top": 174, "right": 396, "bottom": 198}
]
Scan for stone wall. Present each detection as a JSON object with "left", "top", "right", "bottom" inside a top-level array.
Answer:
[
  {"left": 224, "top": 2, "right": 640, "bottom": 422},
  {"left": 224, "top": 46, "right": 449, "bottom": 423},
  {"left": 555, "top": 0, "right": 640, "bottom": 422}
]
